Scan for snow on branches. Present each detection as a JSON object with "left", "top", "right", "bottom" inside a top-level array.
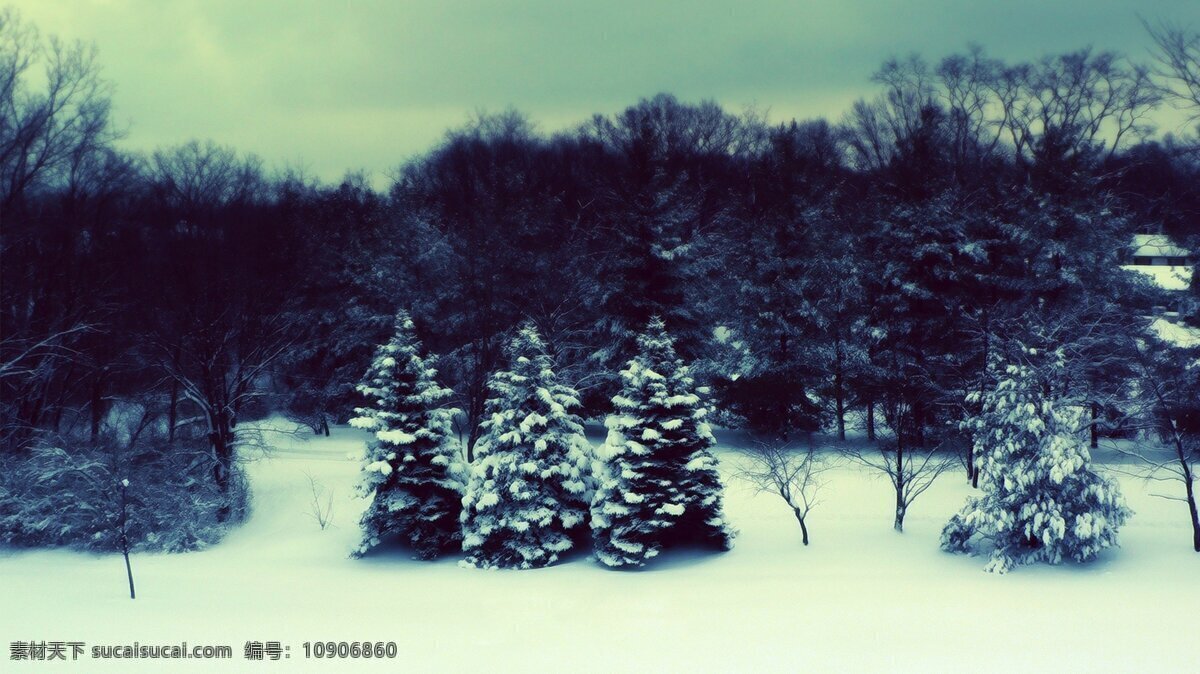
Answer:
[
  {"left": 459, "top": 322, "right": 593, "bottom": 569},
  {"left": 942, "top": 346, "right": 1131, "bottom": 572},
  {"left": 350, "top": 311, "right": 464, "bottom": 559},
  {"left": 591, "top": 317, "right": 734, "bottom": 567}
]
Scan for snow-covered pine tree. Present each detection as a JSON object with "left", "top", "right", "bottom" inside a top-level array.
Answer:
[
  {"left": 459, "top": 322, "right": 593, "bottom": 569},
  {"left": 941, "top": 345, "right": 1131, "bottom": 572},
  {"left": 591, "top": 317, "right": 734, "bottom": 568},
  {"left": 350, "top": 311, "right": 464, "bottom": 559}
]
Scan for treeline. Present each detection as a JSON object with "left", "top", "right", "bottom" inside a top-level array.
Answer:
[{"left": 2, "top": 10, "right": 1199, "bottom": 548}]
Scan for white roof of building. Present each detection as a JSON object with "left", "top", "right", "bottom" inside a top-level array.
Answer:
[{"left": 1131, "top": 233, "right": 1190, "bottom": 258}]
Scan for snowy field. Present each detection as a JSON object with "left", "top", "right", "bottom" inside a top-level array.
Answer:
[{"left": 1, "top": 420, "right": 1196, "bottom": 673}]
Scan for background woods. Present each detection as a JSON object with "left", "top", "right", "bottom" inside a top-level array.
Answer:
[{"left": 2, "top": 8, "right": 1198, "bottom": 551}]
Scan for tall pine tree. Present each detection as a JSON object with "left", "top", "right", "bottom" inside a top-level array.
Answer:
[
  {"left": 591, "top": 317, "right": 734, "bottom": 568},
  {"left": 350, "top": 311, "right": 464, "bottom": 559},
  {"left": 942, "top": 345, "right": 1131, "bottom": 572},
  {"left": 460, "top": 323, "right": 593, "bottom": 569}
]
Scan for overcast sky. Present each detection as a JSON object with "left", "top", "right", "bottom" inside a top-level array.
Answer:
[{"left": 11, "top": 0, "right": 1199, "bottom": 184}]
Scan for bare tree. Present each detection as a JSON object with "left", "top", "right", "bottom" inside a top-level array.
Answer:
[
  {"left": 152, "top": 312, "right": 294, "bottom": 517},
  {"left": 843, "top": 46, "right": 1162, "bottom": 172},
  {"left": 1110, "top": 325, "right": 1200, "bottom": 552},
  {"left": 0, "top": 322, "right": 95, "bottom": 452},
  {"left": 738, "top": 441, "right": 832, "bottom": 545},
  {"left": 0, "top": 7, "right": 118, "bottom": 210},
  {"left": 0, "top": 10, "right": 123, "bottom": 454},
  {"left": 109, "top": 407, "right": 155, "bottom": 599},
  {"left": 843, "top": 398, "right": 954, "bottom": 532},
  {"left": 139, "top": 139, "right": 291, "bottom": 513},
  {"left": 149, "top": 140, "right": 265, "bottom": 225},
  {"left": 1145, "top": 18, "right": 1200, "bottom": 125},
  {"left": 0, "top": 324, "right": 93, "bottom": 381},
  {"left": 303, "top": 470, "right": 335, "bottom": 531},
  {"left": 1022, "top": 49, "right": 1161, "bottom": 161}
]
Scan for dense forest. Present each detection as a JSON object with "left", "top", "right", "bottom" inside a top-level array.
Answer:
[{"left": 2, "top": 8, "right": 1198, "bottom": 552}]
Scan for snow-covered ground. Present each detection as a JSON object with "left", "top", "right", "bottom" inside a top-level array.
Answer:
[{"left": 2, "top": 421, "right": 1196, "bottom": 673}]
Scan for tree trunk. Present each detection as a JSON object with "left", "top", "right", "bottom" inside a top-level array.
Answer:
[
  {"left": 167, "top": 379, "right": 179, "bottom": 442},
  {"left": 465, "top": 399, "right": 482, "bottom": 464},
  {"left": 866, "top": 402, "right": 876, "bottom": 442},
  {"left": 834, "top": 339, "right": 846, "bottom": 441},
  {"left": 1172, "top": 434, "right": 1199, "bottom": 552},
  {"left": 464, "top": 335, "right": 492, "bottom": 464},
  {"left": 793, "top": 508, "right": 810, "bottom": 546},
  {"left": 26, "top": 379, "right": 47, "bottom": 430},
  {"left": 52, "top": 361, "right": 77, "bottom": 433},
  {"left": 167, "top": 347, "right": 180, "bottom": 442},
  {"left": 52, "top": 404, "right": 65, "bottom": 433},
  {"left": 1143, "top": 367, "right": 1199, "bottom": 553},
  {"left": 1187, "top": 477, "right": 1200, "bottom": 553},
  {"left": 321, "top": 415, "right": 330, "bottom": 437},
  {"left": 912, "top": 402, "right": 925, "bottom": 448},
  {"left": 974, "top": 305, "right": 989, "bottom": 485},
  {"left": 90, "top": 370, "right": 105, "bottom": 442},
  {"left": 779, "top": 333, "right": 791, "bottom": 442},
  {"left": 835, "top": 400, "right": 846, "bottom": 442},
  {"left": 1090, "top": 402, "right": 1099, "bottom": 449},
  {"left": 894, "top": 437, "right": 906, "bottom": 532},
  {"left": 231, "top": 378, "right": 249, "bottom": 429},
  {"left": 210, "top": 430, "right": 229, "bottom": 490},
  {"left": 123, "top": 546, "right": 136, "bottom": 599},
  {"left": 119, "top": 482, "right": 135, "bottom": 599},
  {"left": 208, "top": 408, "right": 235, "bottom": 522}
]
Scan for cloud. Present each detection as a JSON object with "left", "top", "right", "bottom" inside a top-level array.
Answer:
[{"left": 8, "top": 0, "right": 1197, "bottom": 183}]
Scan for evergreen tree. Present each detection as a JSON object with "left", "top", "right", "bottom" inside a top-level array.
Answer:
[
  {"left": 942, "top": 346, "right": 1131, "bottom": 572},
  {"left": 716, "top": 121, "right": 866, "bottom": 441},
  {"left": 591, "top": 317, "right": 734, "bottom": 568},
  {"left": 350, "top": 311, "right": 464, "bottom": 559},
  {"left": 459, "top": 323, "right": 593, "bottom": 569},
  {"left": 582, "top": 95, "right": 739, "bottom": 404},
  {"left": 281, "top": 176, "right": 401, "bottom": 434}
]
